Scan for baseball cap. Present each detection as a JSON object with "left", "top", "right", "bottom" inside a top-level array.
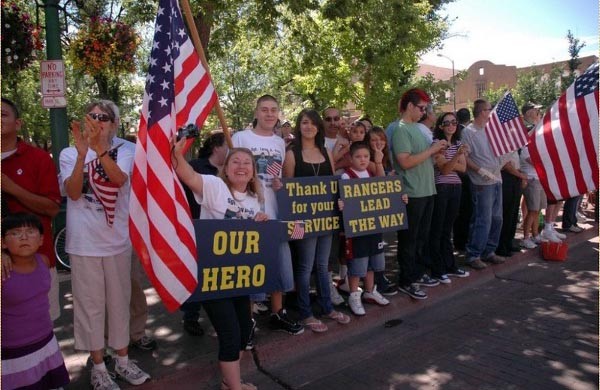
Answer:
[{"left": 521, "top": 102, "right": 542, "bottom": 115}]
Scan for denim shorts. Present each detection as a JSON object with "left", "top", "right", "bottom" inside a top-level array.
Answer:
[
  {"left": 274, "top": 241, "right": 294, "bottom": 292},
  {"left": 347, "top": 252, "right": 385, "bottom": 277}
]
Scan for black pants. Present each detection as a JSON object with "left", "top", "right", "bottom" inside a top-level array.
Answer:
[
  {"left": 453, "top": 174, "right": 472, "bottom": 250},
  {"left": 397, "top": 196, "right": 434, "bottom": 287},
  {"left": 496, "top": 172, "right": 522, "bottom": 255},
  {"left": 202, "top": 295, "right": 252, "bottom": 362},
  {"left": 430, "top": 184, "right": 462, "bottom": 277}
]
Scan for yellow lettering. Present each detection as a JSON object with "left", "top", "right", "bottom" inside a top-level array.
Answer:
[
  {"left": 252, "top": 264, "right": 266, "bottom": 286},
  {"left": 220, "top": 266, "right": 235, "bottom": 289},
  {"left": 213, "top": 231, "right": 227, "bottom": 255},
  {"left": 236, "top": 265, "right": 251, "bottom": 288},
  {"left": 202, "top": 268, "right": 220, "bottom": 291}
]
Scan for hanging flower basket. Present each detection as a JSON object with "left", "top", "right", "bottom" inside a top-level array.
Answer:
[
  {"left": 69, "top": 16, "right": 139, "bottom": 77},
  {"left": 1, "top": 1, "right": 43, "bottom": 75}
]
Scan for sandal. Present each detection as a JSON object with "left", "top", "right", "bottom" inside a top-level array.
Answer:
[
  {"left": 221, "top": 380, "right": 258, "bottom": 390},
  {"left": 325, "top": 310, "right": 351, "bottom": 324},
  {"left": 301, "top": 316, "right": 328, "bottom": 333}
]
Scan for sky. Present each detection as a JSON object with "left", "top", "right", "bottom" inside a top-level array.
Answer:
[{"left": 420, "top": 0, "right": 599, "bottom": 70}]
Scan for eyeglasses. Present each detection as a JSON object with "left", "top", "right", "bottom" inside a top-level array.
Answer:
[
  {"left": 415, "top": 104, "right": 428, "bottom": 112},
  {"left": 88, "top": 112, "right": 113, "bottom": 122},
  {"left": 324, "top": 116, "right": 340, "bottom": 122},
  {"left": 5, "top": 228, "right": 40, "bottom": 239},
  {"left": 441, "top": 120, "right": 458, "bottom": 127},
  {"left": 482, "top": 108, "right": 493, "bottom": 112}
]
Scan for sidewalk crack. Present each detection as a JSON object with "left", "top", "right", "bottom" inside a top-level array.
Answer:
[{"left": 251, "top": 349, "right": 295, "bottom": 389}]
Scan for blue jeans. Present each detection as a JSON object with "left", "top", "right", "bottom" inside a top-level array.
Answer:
[
  {"left": 430, "top": 184, "right": 461, "bottom": 277},
  {"left": 295, "top": 234, "right": 333, "bottom": 320},
  {"left": 466, "top": 182, "right": 503, "bottom": 261}
]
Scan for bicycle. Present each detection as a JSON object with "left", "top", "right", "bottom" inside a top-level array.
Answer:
[{"left": 54, "top": 226, "right": 70, "bottom": 270}]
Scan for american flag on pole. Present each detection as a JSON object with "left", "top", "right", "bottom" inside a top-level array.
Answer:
[
  {"left": 129, "top": 0, "right": 217, "bottom": 311},
  {"left": 485, "top": 91, "right": 529, "bottom": 156},
  {"left": 87, "top": 150, "right": 120, "bottom": 227},
  {"left": 266, "top": 159, "right": 282, "bottom": 177},
  {"left": 528, "top": 62, "right": 599, "bottom": 202}
]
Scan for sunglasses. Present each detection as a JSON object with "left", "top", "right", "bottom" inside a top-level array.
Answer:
[
  {"left": 88, "top": 112, "right": 113, "bottom": 122},
  {"left": 442, "top": 120, "right": 458, "bottom": 127},
  {"left": 415, "top": 104, "right": 428, "bottom": 112},
  {"left": 324, "top": 116, "right": 340, "bottom": 122}
]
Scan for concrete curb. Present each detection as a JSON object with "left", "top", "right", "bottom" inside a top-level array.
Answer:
[{"left": 138, "top": 225, "right": 597, "bottom": 389}]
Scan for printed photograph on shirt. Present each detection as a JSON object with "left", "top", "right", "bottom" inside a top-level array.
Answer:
[{"left": 247, "top": 146, "right": 283, "bottom": 186}]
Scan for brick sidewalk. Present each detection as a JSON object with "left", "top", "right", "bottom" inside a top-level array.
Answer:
[{"left": 55, "top": 217, "right": 597, "bottom": 389}]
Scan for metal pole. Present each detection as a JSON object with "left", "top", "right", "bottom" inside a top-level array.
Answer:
[
  {"left": 437, "top": 54, "right": 456, "bottom": 113},
  {"left": 43, "top": 0, "right": 69, "bottom": 167}
]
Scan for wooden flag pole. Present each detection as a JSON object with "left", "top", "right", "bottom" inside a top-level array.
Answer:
[{"left": 180, "top": 0, "right": 233, "bottom": 148}]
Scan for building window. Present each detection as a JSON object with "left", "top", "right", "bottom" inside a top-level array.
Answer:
[
  {"left": 479, "top": 67, "right": 484, "bottom": 76},
  {"left": 476, "top": 80, "right": 486, "bottom": 98}
]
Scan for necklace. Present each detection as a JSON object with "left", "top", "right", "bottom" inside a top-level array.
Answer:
[{"left": 310, "top": 162, "right": 321, "bottom": 176}]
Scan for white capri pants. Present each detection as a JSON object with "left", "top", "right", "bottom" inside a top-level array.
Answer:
[{"left": 70, "top": 247, "right": 132, "bottom": 351}]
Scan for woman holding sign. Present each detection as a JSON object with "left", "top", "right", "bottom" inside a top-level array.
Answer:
[
  {"left": 283, "top": 109, "right": 351, "bottom": 333},
  {"left": 172, "top": 141, "right": 266, "bottom": 390}
]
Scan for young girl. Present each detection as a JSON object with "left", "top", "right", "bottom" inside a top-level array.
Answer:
[
  {"left": 283, "top": 109, "right": 351, "bottom": 332},
  {"left": 339, "top": 142, "right": 404, "bottom": 316},
  {"left": 333, "top": 121, "right": 367, "bottom": 174},
  {"left": 364, "top": 127, "right": 398, "bottom": 296},
  {"left": 173, "top": 142, "right": 266, "bottom": 390},
  {"left": 1, "top": 213, "right": 70, "bottom": 390}
]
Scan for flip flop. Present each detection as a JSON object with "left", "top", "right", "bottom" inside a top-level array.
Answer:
[
  {"left": 302, "top": 317, "right": 328, "bottom": 333},
  {"left": 325, "top": 310, "right": 351, "bottom": 324}
]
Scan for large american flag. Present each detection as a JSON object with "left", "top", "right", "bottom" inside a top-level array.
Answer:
[
  {"left": 129, "top": 0, "right": 217, "bottom": 311},
  {"left": 485, "top": 92, "right": 529, "bottom": 156},
  {"left": 528, "top": 62, "right": 599, "bottom": 202}
]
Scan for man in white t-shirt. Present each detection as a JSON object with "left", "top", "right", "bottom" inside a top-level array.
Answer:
[{"left": 232, "top": 94, "right": 303, "bottom": 335}]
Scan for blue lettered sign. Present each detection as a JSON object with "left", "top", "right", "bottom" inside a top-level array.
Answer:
[
  {"left": 187, "top": 219, "right": 285, "bottom": 301},
  {"left": 338, "top": 176, "right": 408, "bottom": 238},
  {"left": 276, "top": 175, "right": 342, "bottom": 239}
]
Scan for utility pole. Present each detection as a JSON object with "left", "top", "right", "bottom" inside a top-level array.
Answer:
[
  {"left": 437, "top": 54, "right": 456, "bottom": 113},
  {"left": 43, "top": 0, "right": 69, "bottom": 168}
]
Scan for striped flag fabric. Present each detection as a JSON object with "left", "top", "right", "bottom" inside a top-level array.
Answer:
[
  {"left": 528, "top": 62, "right": 599, "bottom": 202},
  {"left": 87, "top": 151, "right": 120, "bottom": 226},
  {"left": 129, "top": 0, "right": 217, "bottom": 311},
  {"left": 485, "top": 92, "right": 529, "bottom": 156},
  {"left": 266, "top": 160, "right": 282, "bottom": 177},
  {"left": 289, "top": 220, "right": 305, "bottom": 240}
]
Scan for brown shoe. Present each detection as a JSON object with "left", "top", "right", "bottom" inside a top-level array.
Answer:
[
  {"left": 468, "top": 258, "right": 487, "bottom": 270},
  {"left": 484, "top": 254, "right": 506, "bottom": 264}
]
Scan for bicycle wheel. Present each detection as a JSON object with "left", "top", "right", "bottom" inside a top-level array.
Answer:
[{"left": 54, "top": 227, "right": 70, "bottom": 270}]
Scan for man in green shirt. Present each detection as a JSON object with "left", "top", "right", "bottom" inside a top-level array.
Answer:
[{"left": 391, "top": 88, "right": 447, "bottom": 300}]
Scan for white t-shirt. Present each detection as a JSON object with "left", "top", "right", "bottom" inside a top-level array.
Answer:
[
  {"left": 196, "top": 175, "right": 261, "bottom": 220},
  {"left": 416, "top": 123, "right": 434, "bottom": 144},
  {"left": 59, "top": 137, "right": 135, "bottom": 256},
  {"left": 341, "top": 168, "right": 370, "bottom": 180},
  {"left": 232, "top": 129, "right": 285, "bottom": 219}
]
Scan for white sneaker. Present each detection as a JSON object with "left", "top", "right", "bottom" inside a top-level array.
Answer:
[
  {"left": 568, "top": 225, "right": 583, "bottom": 233},
  {"left": 577, "top": 211, "right": 586, "bottom": 223},
  {"left": 520, "top": 238, "right": 537, "bottom": 249},
  {"left": 115, "top": 360, "right": 150, "bottom": 385},
  {"left": 362, "top": 286, "right": 389, "bottom": 306},
  {"left": 551, "top": 226, "right": 567, "bottom": 239},
  {"left": 541, "top": 229, "right": 562, "bottom": 243},
  {"left": 337, "top": 276, "right": 362, "bottom": 294},
  {"left": 328, "top": 272, "right": 345, "bottom": 305},
  {"left": 348, "top": 291, "right": 365, "bottom": 316},
  {"left": 91, "top": 369, "right": 120, "bottom": 390},
  {"left": 252, "top": 301, "right": 269, "bottom": 315},
  {"left": 436, "top": 274, "right": 452, "bottom": 284}
]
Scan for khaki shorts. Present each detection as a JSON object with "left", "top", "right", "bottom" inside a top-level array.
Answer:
[{"left": 523, "top": 178, "right": 547, "bottom": 211}]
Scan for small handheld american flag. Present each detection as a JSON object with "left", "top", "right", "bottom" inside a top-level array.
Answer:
[
  {"left": 266, "top": 160, "right": 282, "bottom": 177},
  {"left": 485, "top": 92, "right": 528, "bottom": 157},
  {"left": 289, "top": 220, "right": 305, "bottom": 240}
]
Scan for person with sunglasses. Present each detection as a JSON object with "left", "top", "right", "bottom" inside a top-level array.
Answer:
[
  {"left": 390, "top": 88, "right": 447, "bottom": 300},
  {"left": 429, "top": 112, "right": 471, "bottom": 284},
  {"left": 59, "top": 100, "right": 150, "bottom": 389}
]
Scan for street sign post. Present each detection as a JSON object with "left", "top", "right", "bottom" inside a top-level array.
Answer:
[{"left": 40, "top": 59, "right": 67, "bottom": 108}]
